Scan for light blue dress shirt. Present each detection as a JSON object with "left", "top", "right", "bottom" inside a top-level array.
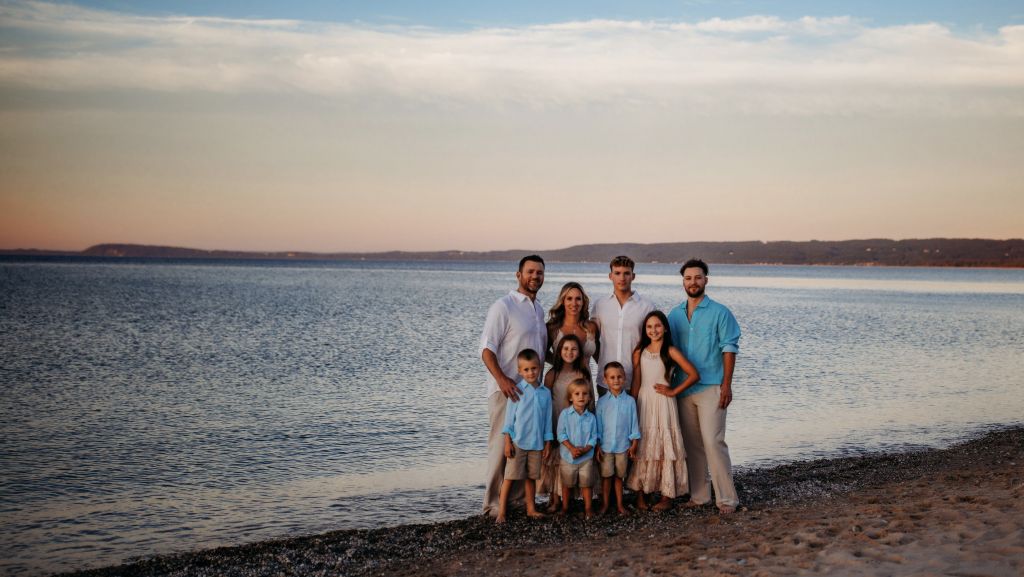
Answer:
[
  {"left": 557, "top": 407, "right": 598, "bottom": 464},
  {"left": 667, "top": 295, "right": 741, "bottom": 398},
  {"left": 596, "top": 391, "right": 641, "bottom": 454},
  {"left": 502, "top": 379, "right": 554, "bottom": 451}
]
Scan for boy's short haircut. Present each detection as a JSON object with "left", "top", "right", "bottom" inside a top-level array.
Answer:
[
  {"left": 518, "top": 254, "right": 545, "bottom": 271},
  {"left": 517, "top": 348, "right": 540, "bottom": 364},
  {"left": 680, "top": 258, "right": 709, "bottom": 276},
  {"left": 609, "top": 255, "right": 635, "bottom": 271},
  {"left": 603, "top": 361, "right": 625, "bottom": 375},
  {"left": 565, "top": 378, "right": 591, "bottom": 402}
]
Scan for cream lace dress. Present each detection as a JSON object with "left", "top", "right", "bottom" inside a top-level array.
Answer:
[{"left": 626, "top": 349, "right": 689, "bottom": 498}]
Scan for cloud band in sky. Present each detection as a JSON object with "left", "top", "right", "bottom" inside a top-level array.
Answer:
[{"left": 1, "top": 1, "right": 1023, "bottom": 115}]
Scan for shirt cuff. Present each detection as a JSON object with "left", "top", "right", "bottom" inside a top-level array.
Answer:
[{"left": 721, "top": 345, "right": 739, "bottom": 354}]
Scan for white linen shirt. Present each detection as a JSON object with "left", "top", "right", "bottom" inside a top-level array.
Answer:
[
  {"left": 480, "top": 290, "right": 547, "bottom": 397},
  {"left": 591, "top": 291, "right": 655, "bottom": 390}
]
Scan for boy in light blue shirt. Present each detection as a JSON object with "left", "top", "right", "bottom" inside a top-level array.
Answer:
[
  {"left": 497, "top": 348, "right": 553, "bottom": 523},
  {"left": 556, "top": 378, "right": 599, "bottom": 519},
  {"left": 595, "top": 361, "right": 641, "bottom": 516}
]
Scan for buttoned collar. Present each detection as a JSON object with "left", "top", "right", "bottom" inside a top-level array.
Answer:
[
  {"left": 509, "top": 289, "right": 538, "bottom": 304},
  {"left": 567, "top": 406, "right": 592, "bottom": 417},
  {"left": 602, "top": 290, "right": 641, "bottom": 303},
  {"left": 517, "top": 378, "right": 545, "bottom": 391}
]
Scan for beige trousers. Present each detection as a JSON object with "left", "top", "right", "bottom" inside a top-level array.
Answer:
[
  {"left": 678, "top": 386, "right": 739, "bottom": 508},
  {"left": 484, "top": 391, "right": 524, "bottom": 515}
]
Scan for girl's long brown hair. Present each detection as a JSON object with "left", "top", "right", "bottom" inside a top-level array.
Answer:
[
  {"left": 550, "top": 333, "right": 591, "bottom": 384},
  {"left": 635, "top": 310, "right": 675, "bottom": 383}
]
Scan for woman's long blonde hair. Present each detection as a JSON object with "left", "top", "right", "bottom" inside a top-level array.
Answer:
[{"left": 545, "top": 282, "right": 592, "bottom": 335}]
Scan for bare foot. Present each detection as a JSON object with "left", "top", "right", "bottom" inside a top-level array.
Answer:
[
  {"left": 718, "top": 505, "right": 736, "bottom": 515},
  {"left": 683, "top": 500, "right": 705, "bottom": 509},
  {"left": 495, "top": 515, "right": 506, "bottom": 524},
  {"left": 598, "top": 505, "right": 609, "bottom": 516},
  {"left": 545, "top": 501, "right": 561, "bottom": 513},
  {"left": 652, "top": 497, "right": 673, "bottom": 512},
  {"left": 617, "top": 507, "right": 631, "bottom": 516},
  {"left": 526, "top": 510, "right": 546, "bottom": 519},
  {"left": 584, "top": 511, "right": 594, "bottom": 520}
]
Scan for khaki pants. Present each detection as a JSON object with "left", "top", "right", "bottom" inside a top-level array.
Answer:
[
  {"left": 484, "top": 391, "right": 524, "bottom": 515},
  {"left": 678, "top": 386, "right": 739, "bottom": 508}
]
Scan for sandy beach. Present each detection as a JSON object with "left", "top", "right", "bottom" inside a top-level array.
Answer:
[{"left": 63, "top": 427, "right": 1023, "bottom": 577}]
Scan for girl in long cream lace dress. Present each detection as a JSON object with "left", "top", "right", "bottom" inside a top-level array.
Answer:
[{"left": 626, "top": 310, "right": 700, "bottom": 511}]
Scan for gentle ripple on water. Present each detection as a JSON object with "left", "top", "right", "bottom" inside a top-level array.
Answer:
[{"left": 1, "top": 259, "right": 1023, "bottom": 575}]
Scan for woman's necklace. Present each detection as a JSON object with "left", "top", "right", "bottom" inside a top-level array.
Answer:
[{"left": 563, "top": 318, "right": 584, "bottom": 338}]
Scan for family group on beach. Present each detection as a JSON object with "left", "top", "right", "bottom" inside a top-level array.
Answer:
[{"left": 481, "top": 255, "right": 741, "bottom": 523}]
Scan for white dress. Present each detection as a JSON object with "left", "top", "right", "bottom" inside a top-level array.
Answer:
[{"left": 626, "top": 349, "right": 689, "bottom": 498}]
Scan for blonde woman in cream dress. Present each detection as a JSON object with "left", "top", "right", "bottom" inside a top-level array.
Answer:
[
  {"left": 540, "top": 282, "right": 599, "bottom": 510},
  {"left": 545, "top": 282, "right": 599, "bottom": 388}
]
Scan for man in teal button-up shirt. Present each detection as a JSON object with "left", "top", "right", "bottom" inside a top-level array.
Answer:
[{"left": 667, "top": 258, "right": 741, "bottom": 514}]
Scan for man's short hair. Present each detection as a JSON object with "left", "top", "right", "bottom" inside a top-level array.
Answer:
[
  {"left": 603, "top": 361, "right": 625, "bottom": 375},
  {"left": 680, "top": 258, "right": 709, "bottom": 276},
  {"left": 517, "top": 348, "right": 541, "bottom": 364},
  {"left": 519, "top": 254, "right": 545, "bottom": 271},
  {"left": 609, "top": 256, "right": 635, "bottom": 271}
]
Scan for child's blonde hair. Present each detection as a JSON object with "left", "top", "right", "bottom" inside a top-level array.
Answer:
[{"left": 565, "top": 378, "right": 591, "bottom": 403}]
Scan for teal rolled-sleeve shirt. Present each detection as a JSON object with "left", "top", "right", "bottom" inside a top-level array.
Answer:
[{"left": 667, "top": 296, "right": 740, "bottom": 398}]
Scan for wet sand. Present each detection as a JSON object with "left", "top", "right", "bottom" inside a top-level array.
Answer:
[{"left": 63, "top": 427, "right": 1023, "bottom": 577}]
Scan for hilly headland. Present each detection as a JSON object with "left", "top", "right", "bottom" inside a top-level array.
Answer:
[{"left": 2, "top": 238, "right": 1022, "bottom": 267}]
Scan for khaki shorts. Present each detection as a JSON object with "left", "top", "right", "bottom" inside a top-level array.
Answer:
[
  {"left": 559, "top": 460, "right": 596, "bottom": 488},
  {"left": 504, "top": 445, "right": 543, "bottom": 480},
  {"left": 600, "top": 451, "right": 629, "bottom": 479}
]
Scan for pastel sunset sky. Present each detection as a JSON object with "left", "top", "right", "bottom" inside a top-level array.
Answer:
[{"left": 1, "top": 1, "right": 1022, "bottom": 252}]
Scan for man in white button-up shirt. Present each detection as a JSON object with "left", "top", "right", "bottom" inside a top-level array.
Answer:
[
  {"left": 591, "top": 256, "right": 655, "bottom": 394},
  {"left": 480, "top": 255, "right": 547, "bottom": 516}
]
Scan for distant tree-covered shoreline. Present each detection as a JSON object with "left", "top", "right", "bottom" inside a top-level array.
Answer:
[{"left": 2, "top": 238, "right": 1021, "bottom": 267}]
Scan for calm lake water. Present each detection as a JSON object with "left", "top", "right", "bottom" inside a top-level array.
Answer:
[{"left": 1, "top": 258, "right": 1022, "bottom": 575}]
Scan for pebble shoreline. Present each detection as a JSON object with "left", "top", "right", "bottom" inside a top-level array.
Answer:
[{"left": 60, "top": 426, "right": 1024, "bottom": 577}]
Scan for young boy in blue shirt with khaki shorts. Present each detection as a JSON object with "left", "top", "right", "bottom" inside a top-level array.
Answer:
[
  {"left": 496, "top": 349, "right": 553, "bottom": 524},
  {"left": 557, "top": 378, "right": 599, "bottom": 519},
  {"left": 595, "top": 361, "right": 641, "bottom": 516}
]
